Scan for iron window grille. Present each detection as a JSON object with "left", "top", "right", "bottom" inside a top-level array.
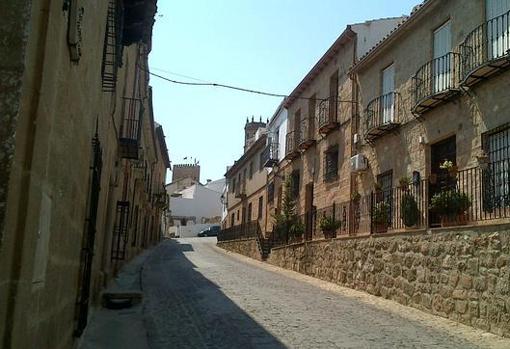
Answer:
[
  {"left": 101, "top": 0, "right": 124, "bottom": 92},
  {"left": 324, "top": 146, "right": 339, "bottom": 182},
  {"left": 111, "top": 201, "right": 130, "bottom": 260}
]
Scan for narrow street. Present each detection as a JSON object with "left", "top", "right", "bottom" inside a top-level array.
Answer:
[{"left": 139, "top": 238, "right": 509, "bottom": 349}]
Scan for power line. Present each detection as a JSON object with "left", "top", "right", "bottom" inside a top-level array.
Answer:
[{"left": 141, "top": 65, "right": 356, "bottom": 104}]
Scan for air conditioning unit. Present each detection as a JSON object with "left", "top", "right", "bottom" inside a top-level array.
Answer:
[{"left": 350, "top": 154, "right": 368, "bottom": 172}]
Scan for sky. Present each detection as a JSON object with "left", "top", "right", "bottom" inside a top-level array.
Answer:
[{"left": 149, "top": 0, "right": 420, "bottom": 183}]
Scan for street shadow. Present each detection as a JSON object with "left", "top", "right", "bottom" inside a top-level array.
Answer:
[{"left": 142, "top": 239, "right": 287, "bottom": 349}]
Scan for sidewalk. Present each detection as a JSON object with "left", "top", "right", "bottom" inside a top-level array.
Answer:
[{"left": 79, "top": 249, "right": 152, "bottom": 349}]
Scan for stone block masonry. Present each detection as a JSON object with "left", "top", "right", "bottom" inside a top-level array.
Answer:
[
  {"left": 217, "top": 238, "right": 262, "bottom": 261},
  {"left": 267, "top": 224, "right": 510, "bottom": 338}
]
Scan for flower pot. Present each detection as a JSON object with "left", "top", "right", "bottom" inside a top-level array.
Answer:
[
  {"left": 374, "top": 223, "right": 388, "bottom": 234},
  {"left": 440, "top": 212, "right": 468, "bottom": 227},
  {"left": 323, "top": 230, "right": 337, "bottom": 239}
]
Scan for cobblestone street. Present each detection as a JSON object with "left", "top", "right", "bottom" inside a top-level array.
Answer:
[{"left": 140, "top": 238, "right": 510, "bottom": 348}]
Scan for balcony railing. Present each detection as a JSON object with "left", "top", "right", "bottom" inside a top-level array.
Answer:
[
  {"left": 262, "top": 142, "right": 279, "bottom": 168},
  {"left": 218, "top": 221, "right": 259, "bottom": 242},
  {"left": 318, "top": 96, "right": 339, "bottom": 134},
  {"left": 412, "top": 52, "right": 461, "bottom": 115},
  {"left": 235, "top": 181, "right": 246, "bottom": 198},
  {"left": 365, "top": 92, "right": 401, "bottom": 142},
  {"left": 119, "top": 97, "right": 143, "bottom": 159},
  {"left": 460, "top": 10, "right": 510, "bottom": 87},
  {"left": 285, "top": 131, "right": 299, "bottom": 160},
  {"left": 298, "top": 117, "right": 315, "bottom": 150}
]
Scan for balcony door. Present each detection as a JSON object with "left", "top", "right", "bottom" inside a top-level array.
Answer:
[
  {"left": 486, "top": 0, "right": 510, "bottom": 59},
  {"left": 381, "top": 64, "right": 395, "bottom": 124},
  {"left": 433, "top": 21, "right": 452, "bottom": 93}
]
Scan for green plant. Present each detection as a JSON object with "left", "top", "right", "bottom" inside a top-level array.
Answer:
[
  {"left": 373, "top": 201, "right": 390, "bottom": 225},
  {"left": 430, "top": 190, "right": 471, "bottom": 218},
  {"left": 400, "top": 193, "right": 420, "bottom": 227},
  {"left": 399, "top": 176, "right": 411, "bottom": 188},
  {"left": 351, "top": 191, "right": 361, "bottom": 201},
  {"left": 272, "top": 175, "right": 303, "bottom": 239},
  {"left": 289, "top": 220, "right": 305, "bottom": 237},
  {"left": 319, "top": 215, "right": 341, "bottom": 232}
]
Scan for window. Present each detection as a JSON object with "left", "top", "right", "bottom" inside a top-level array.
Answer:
[
  {"left": 377, "top": 170, "right": 393, "bottom": 225},
  {"left": 248, "top": 203, "right": 252, "bottom": 222},
  {"left": 231, "top": 178, "right": 236, "bottom": 193},
  {"left": 324, "top": 146, "right": 339, "bottom": 182},
  {"left": 236, "top": 210, "right": 239, "bottom": 220},
  {"left": 231, "top": 213, "right": 235, "bottom": 227},
  {"left": 268, "top": 181, "right": 275, "bottom": 204},
  {"left": 259, "top": 151, "right": 264, "bottom": 171},
  {"left": 258, "top": 196, "right": 263, "bottom": 219},
  {"left": 329, "top": 71, "right": 339, "bottom": 121},
  {"left": 433, "top": 21, "right": 452, "bottom": 93},
  {"left": 291, "top": 170, "right": 300, "bottom": 199},
  {"left": 381, "top": 64, "right": 395, "bottom": 123},
  {"left": 131, "top": 206, "right": 139, "bottom": 246},
  {"left": 249, "top": 161, "right": 253, "bottom": 179},
  {"left": 483, "top": 125, "right": 510, "bottom": 209},
  {"left": 486, "top": 0, "right": 510, "bottom": 59}
]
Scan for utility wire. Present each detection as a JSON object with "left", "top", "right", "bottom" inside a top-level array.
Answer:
[{"left": 141, "top": 65, "right": 357, "bottom": 104}]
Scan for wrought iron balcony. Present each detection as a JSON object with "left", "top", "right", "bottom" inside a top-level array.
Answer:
[
  {"left": 365, "top": 92, "right": 401, "bottom": 142},
  {"left": 119, "top": 97, "right": 143, "bottom": 159},
  {"left": 460, "top": 10, "right": 510, "bottom": 87},
  {"left": 318, "top": 96, "right": 339, "bottom": 134},
  {"left": 235, "top": 181, "right": 246, "bottom": 198},
  {"left": 262, "top": 142, "right": 279, "bottom": 168},
  {"left": 285, "top": 131, "right": 300, "bottom": 160},
  {"left": 412, "top": 52, "right": 461, "bottom": 115},
  {"left": 298, "top": 117, "right": 315, "bottom": 150}
]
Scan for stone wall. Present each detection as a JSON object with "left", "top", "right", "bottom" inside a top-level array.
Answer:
[
  {"left": 218, "top": 238, "right": 262, "bottom": 261},
  {"left": 267, "top": 225, "right": 510, "bottom": 337},
  {"left": 0, "top": 0, "right": 32, "bottom": 246}
]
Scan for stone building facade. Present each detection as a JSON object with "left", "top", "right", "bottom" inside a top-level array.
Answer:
[
  {"left": 278, "top": 18, "right": 404, "bottom": 240},
  {"left": 224, "top": 119, "right": 269, "bottom": 234},
  {"left": 0, "top": 1, "right": 169, "bottom": 348},
  {"left": 352, "top": 0, "right": 510, "bottom": 233}
]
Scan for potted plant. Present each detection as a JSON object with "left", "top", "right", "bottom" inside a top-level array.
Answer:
[
  {"left": 440, "top": 159, "right": 458, "bottom": 177},
  {"left": 319, "top": 215, "right": 341, "bottom": 239},
  {"left": 372, "top": 201, "right": 390, "bottom": 233},
  {"left": 400, "top": 193, "right": 420, "bottom": 228},
  {"left": 430, "top": 189, "right": 471, "bottom": 227},
  {"left": 398, "top": 176, "right": 411, "bottom": 190},
  {"left": 289, "top": 220, "right": 305, "bottom": 242}
]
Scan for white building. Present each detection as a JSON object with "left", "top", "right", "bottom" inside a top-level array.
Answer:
[{"left": 167, "top": 178, "right": 225, "bottom": 237}]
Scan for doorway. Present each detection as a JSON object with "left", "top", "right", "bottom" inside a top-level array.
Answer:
[
  {"left": 304, "top": 182, "right": 314, "bottom": 240},
  {"left": 429, "top": 136, "right": 457, "bottom": 227}
]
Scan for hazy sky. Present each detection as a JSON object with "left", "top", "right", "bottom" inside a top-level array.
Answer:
[{"left": 149, "top": 0, "right": 420, "bottom": 183}]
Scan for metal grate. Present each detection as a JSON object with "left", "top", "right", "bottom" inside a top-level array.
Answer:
[
  {"left": 101, "top": 0, "right": 123, "bottom": 92},
  {"left": 111, "top": 201, "right": 130, "bottom": 260},
  {"left": 75, "top": 133, "right": 103, "bottom": 337}
]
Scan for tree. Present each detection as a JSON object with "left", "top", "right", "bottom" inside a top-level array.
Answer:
[{"left": 273, "top": 175, "right": 303, "bottom": 243}]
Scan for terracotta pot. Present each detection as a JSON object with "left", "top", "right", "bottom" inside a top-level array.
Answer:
[
  {"left": 440, "top": 212, "right": 468, "bottom": 227},
  {"left": 323, "top": 230, "right": 337, "bottom": 239},
  {"left": 374, "top": 223, "right": 388, "bottom": 234}
]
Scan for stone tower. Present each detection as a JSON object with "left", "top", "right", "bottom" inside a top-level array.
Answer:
[{"left": 244, "top": 116, "right": 266, "bottom": 153}]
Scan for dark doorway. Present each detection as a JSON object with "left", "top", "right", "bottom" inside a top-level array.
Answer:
[
  {"left": 304, "top": 182, "right": 314, "bottom": 240},
  {"left": 429, "top": 136, "right": 457, "bottom": 227}
]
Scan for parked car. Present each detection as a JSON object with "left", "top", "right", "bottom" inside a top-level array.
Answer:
[{"left": 197, "top": 226, "right": 220, "bottom": 237}]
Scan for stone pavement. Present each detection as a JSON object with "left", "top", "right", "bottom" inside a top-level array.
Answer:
[
  {"left": 79, "top": 249, "right": 152, "bottom": 349},
  {"left": 141, "top": 238, "right": 510, "bottom": 348}
]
